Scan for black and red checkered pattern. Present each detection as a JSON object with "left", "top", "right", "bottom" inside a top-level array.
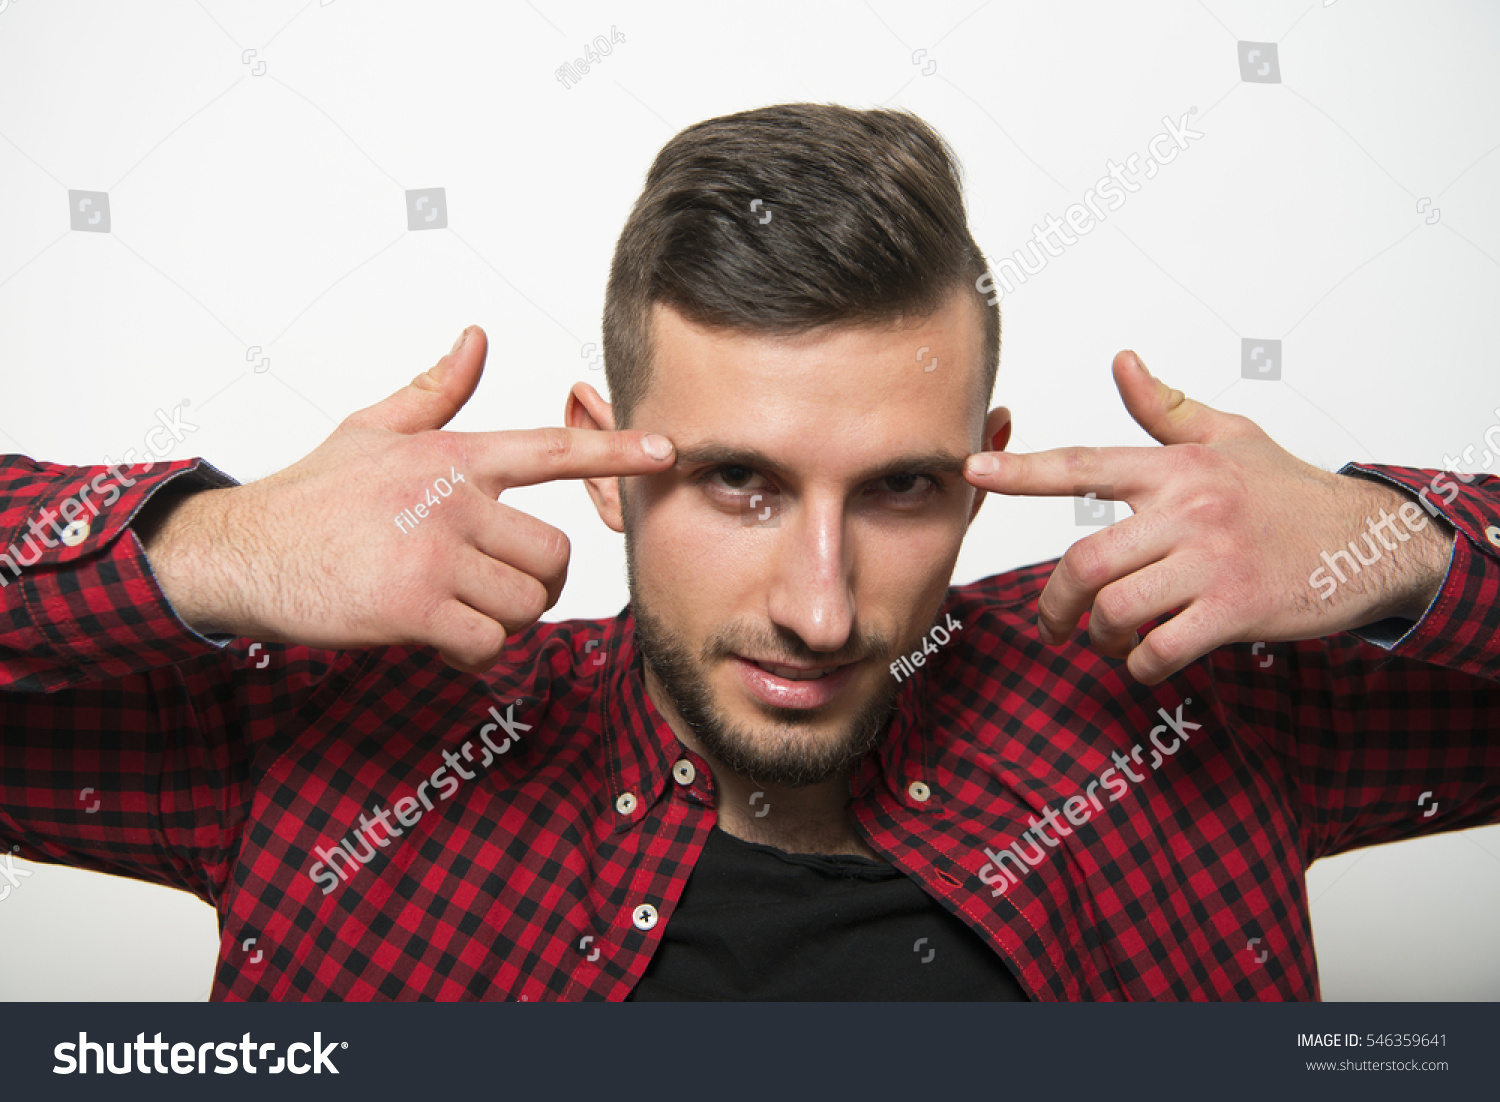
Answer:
[{"left": 3, "top": 454, "right": 1498, "bottom": 1000}]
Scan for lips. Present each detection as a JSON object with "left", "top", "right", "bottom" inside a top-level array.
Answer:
[
  {"left": 752, "top": 660, "right": 840, "bottom": 681},
  {"left": 734, "top": 656, "right": 858, "bottom": 709}
]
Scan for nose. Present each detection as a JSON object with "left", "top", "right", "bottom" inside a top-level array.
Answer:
[{"left": 764, "top": 495, "right": 856, "bottom": 653}]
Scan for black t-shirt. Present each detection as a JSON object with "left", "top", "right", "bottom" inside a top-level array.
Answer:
[{"left": 627, "top": 825, "right": 1029, "bottom": 1000}]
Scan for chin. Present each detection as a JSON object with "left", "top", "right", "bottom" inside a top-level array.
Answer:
[
  {"left": 628, "top": 594, "right": 899, "bottom": 787},
  {"left": 680, "top": 672, "right": 897, "bottom": 789}
]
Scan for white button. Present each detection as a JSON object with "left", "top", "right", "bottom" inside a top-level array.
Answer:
[
  {"left": 908, "top": 781, "right": 931, "bottom": 803},
  {"left": 1487, "top": 524, "right": 1500, "bottom": 549},
  {"left": 615, "top": 792, "right": 637, "bottom": 815},
  {"left": 672, "top": 760, "right": 696, "bottom": 785},
  {"left": 60, "top": 519, "right": 90, "bottom": 547},
  {"left": 631, "top": 903, "right": 658, "bottom": 931}
]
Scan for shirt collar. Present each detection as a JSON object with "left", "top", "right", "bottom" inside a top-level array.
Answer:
[
  {"left": 599, "top": 608, "right": 711, "bottom": 827},
  {"left": 851, "top": 666, "right": 935, "bottom": 807}
]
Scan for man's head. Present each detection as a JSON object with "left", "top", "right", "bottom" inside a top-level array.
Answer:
[
  {"left": 600, "top": 102, "right": 999, "bottom": 426},
  {"left": 568, "top": 103, "right": 1009, "bottom": 788}
]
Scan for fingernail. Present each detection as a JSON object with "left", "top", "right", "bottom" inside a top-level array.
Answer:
[
  {"left": 1132, "top": 351, "right": 1152, "bottom": 377},
  {"left": 1037, "top": 620, "right": 1058, "bottom": 645},
  {"left": 967, "top": 454, "right": 999, "bottom": 476},
  {"left": 641, "top": 433, "right": 673, "bottom": 460},
  {"left": 451, "top": 327, "right": 471, "bottom": 353}
]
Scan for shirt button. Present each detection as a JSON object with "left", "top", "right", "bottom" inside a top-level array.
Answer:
[
  {"left": 631, "top": 903, "right": 658, "bottom": 931},
  {"left": 615, "top": 792, "right": 637, "bottom": 815},
  {"left": 908, "top": 780, "right": 931, "bottom": 803},
  {"left": 59, "top": 518, "right": 90, "bottom": 546},
  {"left": 672, "top": 759, "right": 696, "bottom": 785},
  {"left": 1487, "top": 524, "right": 1500, "bottom": 549}
]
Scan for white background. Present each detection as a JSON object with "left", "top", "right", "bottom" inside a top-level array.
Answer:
[{"left": 1, "top": 0, "right": 1498, "bottom": 1000}]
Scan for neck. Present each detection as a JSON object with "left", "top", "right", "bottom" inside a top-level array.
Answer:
[{"left": 642, "top": 664, "right": 882, "bottom": 860}]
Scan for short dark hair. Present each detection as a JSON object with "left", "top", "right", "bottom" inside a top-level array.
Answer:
[{"left": 602, "top": 103, "right": 999, "bottom": 425}]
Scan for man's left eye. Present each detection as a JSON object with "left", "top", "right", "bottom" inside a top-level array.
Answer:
[{"left": 875, "top": 474, "right": 936, "bottom": 498}]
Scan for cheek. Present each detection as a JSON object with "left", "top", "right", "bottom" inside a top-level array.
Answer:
[
  {"left": 856, "top": 523, "right": 962, "bottom": 622},
  {"left": 630, "top": 487, "right": 765, "bottom": 620}
]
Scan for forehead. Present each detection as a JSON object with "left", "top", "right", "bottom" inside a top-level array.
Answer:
[{"left": 636, "top": 290, "right": 987, "bottom": 464}]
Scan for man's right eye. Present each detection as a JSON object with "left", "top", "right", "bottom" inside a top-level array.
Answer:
[{"left": 707, "top": 465, "right": 761, "bottom": 492}]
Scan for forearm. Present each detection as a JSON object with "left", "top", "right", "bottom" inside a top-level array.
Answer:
[
  {"left": 133, "top": 484, "right": 262, "bottom": 640},
  {"left": 1328, "top": 462, "right": 1500, "bottom": 681},
  {"left": 1335, "top": 474, "right": 1456, "bottom": 625}
]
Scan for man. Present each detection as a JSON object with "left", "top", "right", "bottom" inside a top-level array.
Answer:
[{"left": 3, "top": 103, "right": 1498, "bottom": 1000}]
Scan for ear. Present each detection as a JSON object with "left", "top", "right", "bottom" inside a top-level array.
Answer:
[
  {"left": 565, "top": 382, "right": 627, "bottom": 532},
  {"left": 968, "top": 405, "right": 1012, "bottom": 525}
]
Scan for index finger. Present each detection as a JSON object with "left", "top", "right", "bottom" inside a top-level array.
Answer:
[
  {"left": 963, "top": 446, "right": 1158, "bottom": 501},
  {"left": 462, "top": 426, "right": 675, "bottom": 492}
]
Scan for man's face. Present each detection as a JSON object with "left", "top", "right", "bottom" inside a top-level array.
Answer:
[{"left": 616, "top": 287, "right": 995, "bottom": 788}]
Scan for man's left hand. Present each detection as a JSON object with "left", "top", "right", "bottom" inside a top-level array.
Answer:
[{"left": 963, "top": 351, "right": 1456, "bottom": 685}]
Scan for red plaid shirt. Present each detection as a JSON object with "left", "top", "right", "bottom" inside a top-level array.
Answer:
[{"left": 3, "top": 454, "right": 1499, "bottom": 1000}]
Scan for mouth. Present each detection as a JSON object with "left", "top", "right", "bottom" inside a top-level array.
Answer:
[
  {"left": 733, "top": 655, "right": 860, "bottom": 709},
  {"left": 748, "top": 659, "right": 844, "bottom": 680}
]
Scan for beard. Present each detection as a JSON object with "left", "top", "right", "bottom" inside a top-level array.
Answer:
[{"left": 626, "top": 539, "right": 899, "bottom": 788}]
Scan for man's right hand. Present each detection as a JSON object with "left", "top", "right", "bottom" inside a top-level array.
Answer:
[{"left": 137, "top": 325, "right": 675, "bottom": 673}]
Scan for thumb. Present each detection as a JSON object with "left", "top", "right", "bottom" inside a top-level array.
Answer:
[
  {"left": 347, "top": 326, "right": 488, "bottom": 434},
  {"left": 1113, "top": 349, "right": 1227, "bottom": 447}
]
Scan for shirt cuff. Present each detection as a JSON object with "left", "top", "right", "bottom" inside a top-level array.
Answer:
[{"left": 7, "top": 457, "right": 242, "bottom": 688}]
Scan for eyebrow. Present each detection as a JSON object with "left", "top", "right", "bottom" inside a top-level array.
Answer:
[{"left": 672, "top": 443, "right": 972, "bottom": 484}]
